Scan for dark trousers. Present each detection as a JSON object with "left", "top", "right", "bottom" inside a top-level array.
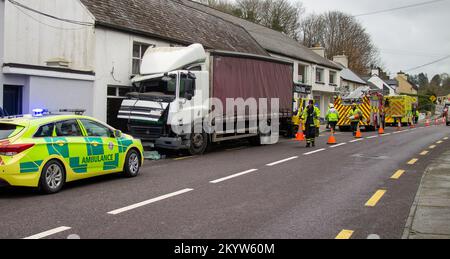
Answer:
[
  {"left": 329, "top": 121, "right": 337, "bottom": 132},
  {"left": 305, "top": 125, "right": 316, "bottom": 144},
  {"left": 351, "top": 121, "right": 359, "bottom": 135}
]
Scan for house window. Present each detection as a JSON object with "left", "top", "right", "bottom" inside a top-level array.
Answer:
[
  {"left": 329, "top": 71, "right": 337, "bottom": 85},
  {"left": 132, "top": 42, "right": 155, "bottom": 75},
  {"left": 298, "top": 64, "right": 308, "bottom": 84},
  {"left": 107, "top": 86, "right": 131, "bottom": 98},
  {"left": 316, "top": 68, "right": 324, "bottom": 83}
]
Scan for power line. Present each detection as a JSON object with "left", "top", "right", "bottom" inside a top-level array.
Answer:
[
  {"left": 354, "top": 0, "right": 449, "bottom": 17},
  {"left": 405, "top": 55, "right": 450, "bottom": 72},
  {"left": 7, "top": 0, "right": 94, "bottom": 27},
  {"left": 14, "top": 5, "right": 90, "bottom": 30}
]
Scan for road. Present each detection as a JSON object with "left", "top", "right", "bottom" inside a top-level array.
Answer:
[{"left": 1, "top": 124, "right": 449, "bottom": 239}]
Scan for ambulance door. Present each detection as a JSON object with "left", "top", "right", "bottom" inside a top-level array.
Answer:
[
  {"left": 78, "top": 119, "right": 120, "bottom": 174},
  {"left": 53, "top": 119, "right": 87, "bottom": 180}
]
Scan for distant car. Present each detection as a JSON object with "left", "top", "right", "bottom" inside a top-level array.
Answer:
[{"left": 0, "top": 113, "right": 144, "bottom": 194}]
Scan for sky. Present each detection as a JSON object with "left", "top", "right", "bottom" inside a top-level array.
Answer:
[{"left": 299, "top": 0, "right": 450, "bottom": 78}]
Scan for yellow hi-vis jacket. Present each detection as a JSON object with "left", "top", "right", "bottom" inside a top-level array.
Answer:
[
  {"left": 348, "top": 108, "right": 363, "bottom": 122},
  {"left": 301, "top": 106, "right": 321, "bottom": 128}
]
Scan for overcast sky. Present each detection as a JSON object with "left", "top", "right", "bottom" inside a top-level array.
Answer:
[{"left": 299, "top": 0, "right": 450, "bottom": 78}]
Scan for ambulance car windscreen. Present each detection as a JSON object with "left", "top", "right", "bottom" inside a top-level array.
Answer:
[{"left": 0, "top": 124, "right": 24, "bottom": 140}]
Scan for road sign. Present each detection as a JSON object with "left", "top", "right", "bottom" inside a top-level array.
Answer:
[{"left": 430, "top": 95, "right": 437, "bottom": 103}]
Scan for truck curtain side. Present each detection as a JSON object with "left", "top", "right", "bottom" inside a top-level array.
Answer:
[{"left": 209, "top": 52, "right": 293, "bottom": 142}]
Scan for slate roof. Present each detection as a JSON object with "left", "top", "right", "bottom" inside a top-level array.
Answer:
[
  {"left": 175, "top": 0, "right": 341, "bottom": 70},
  {"left": 80, "top": 0, "right": 268, "bottom": 56},
  {"left": 335, "top": 62, "right": 366, "bottom": 85}
]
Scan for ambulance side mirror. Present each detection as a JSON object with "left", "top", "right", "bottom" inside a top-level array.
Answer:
[{"left": 114, "top": 130, "right": 123, "bottom": 138}]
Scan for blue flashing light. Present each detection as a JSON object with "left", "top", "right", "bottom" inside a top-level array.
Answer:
[{"left": 32, "top": 108, "right": 49, "bottom": 117}]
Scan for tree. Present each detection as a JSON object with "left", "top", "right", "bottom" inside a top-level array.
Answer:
[
  {"left": 300, "top": 11, "right": 380, "bottom": 74},
  {"left": 201, "top": 0, "right": 304, "bottom": 39}
]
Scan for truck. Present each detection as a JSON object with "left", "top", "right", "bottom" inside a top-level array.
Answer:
[
  {"left": 118, "top": 44, "right": 294, "bottom": 155},
  {"left": 384, "top": 95, "right": 418, "bottom": 126},
  {"left": 334, "top": 87, "right": 384, "bottom": 131}
]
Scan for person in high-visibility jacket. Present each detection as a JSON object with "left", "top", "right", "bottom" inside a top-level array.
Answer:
[
  {"left": 302, "top": 100, "right": 321, "bottom": 147},
  {"left": 326, "top": 104, "right": 339, "bottom": 132},
  {"left": 348, "top": 103, "right": 362, "bottom": 136}
]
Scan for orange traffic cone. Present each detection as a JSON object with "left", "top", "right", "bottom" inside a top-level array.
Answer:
[
  {"left": 355, "top": 125, "right": 362, "bottom": 139},
  {"left": 296, "top": 132, "right": 305, "bottom": 141},
  {"left": 378, "top": 126, "right": 385, "bottom": 135},
  {"left": 327, "top": 130, "right": 337, "bottom": 145},
  {"left": 296, "top": 123, "right": 305, "bottom": 141}
]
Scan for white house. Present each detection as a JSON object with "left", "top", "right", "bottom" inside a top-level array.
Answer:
[
  {"left": 362, "top": 68, "right": 397, "bottom": 96},
  {"left": 0, "top": 0, "right": 268, "bottom": 131},
  {"left": 333, "top": 55, "right": 367, "bottom": 96}
]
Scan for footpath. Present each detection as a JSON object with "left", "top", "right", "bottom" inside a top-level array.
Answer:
[{"left": 403, "top": 149, "right": 450, "bottom": 239}]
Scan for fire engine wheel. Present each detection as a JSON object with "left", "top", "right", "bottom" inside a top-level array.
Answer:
[
  {"left": 188, "top": 132, "right": 209, "bottom": 155},
  {"left": 39, "top": 160, "right": 66, "bottom": 194}
]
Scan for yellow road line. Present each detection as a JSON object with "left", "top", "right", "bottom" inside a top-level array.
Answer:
[
  {"left": 420, "top": 151, "right": 429, "bottom": 156},
  {"left": 408, "top": 159, "right": 419, "bottom": 165},
  {"left": 174, "top": 156, "right": 194, "bottom": 161},
  {"left": 335, "top": 230, "right": 354, "bottom": 239},
  {"left": 429, "top": 145, "right": 437, "bottom": 149},
  {"left": 391, "top": 170, "right": 405, "bottom": 180},
  {"left": 437, "top": 141, "right": 443, "bottom": 144},
  {"left": 444, "top": 137, "right": 449, "bottom": 140},
  {"left": 365, "top": 190, "right": 387, "bottom": 207}
]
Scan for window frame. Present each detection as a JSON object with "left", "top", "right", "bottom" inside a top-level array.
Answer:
[
  {"left": 79, "top": 119, "right": 115, "bottom": 138},
  {"left": 329, "top": 71, "right": 337, "bottom": 85},
  {"left": 132, "top": 42, "right": 156, "bottom": 75},
  {"left": 316, "top": 68, "right": 325, "bottom": 84},
  {"left": 54, "top": 119, "right": 84, "bottom": 138},
  {"left": 33, "top": 122, "right": 55, "bottom": 138}
]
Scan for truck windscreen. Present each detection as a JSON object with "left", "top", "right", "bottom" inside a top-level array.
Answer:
[{"left": 139, "top": 76, "right": 177, "bottom": 97}]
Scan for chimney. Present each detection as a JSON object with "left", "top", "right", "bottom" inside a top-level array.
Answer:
[
  {"left": 310, "top": 44, "right": 325, "bottom": 58},
  {"left": 397, "top": 71, "right": 407, "bottom": 80},
  {"left": 333, "top": 55, "right": 348, "bottom": 68},
  {"left": 371, "top": 67, "right": 379, "bottom": 76}
]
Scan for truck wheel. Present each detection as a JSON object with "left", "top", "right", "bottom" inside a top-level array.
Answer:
[
  {"left": 188, "top": 132, "right": 209, "bottom": 155},
  {"left": 39, "top": 160, "right": 66, "bottom": 194},
  {"left": 124, "top": 149, "right": 141, "bottom": 178}
]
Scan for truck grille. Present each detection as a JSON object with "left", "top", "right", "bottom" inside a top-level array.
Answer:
[{"left": 130, "top": 126, "right": 163, "bottom": 140}]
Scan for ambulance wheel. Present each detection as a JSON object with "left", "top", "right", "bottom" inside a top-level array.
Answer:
[
  {"left": 124, "top": 149, "right": 141, "bottom": 178},
  {"left": 39, "top": 160, "right": 66, "bottom": 194}
]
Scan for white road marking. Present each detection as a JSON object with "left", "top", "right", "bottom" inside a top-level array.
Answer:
[
  {"left": 210, "top": 169, "right": 258, "bottom": 184},
  {"left": 108, "top": 189, "right": 194, "bottom": 215},
  {"left": 383, "top": 133, "right": 392, "bottom": 136},
  {"left": 266, "top": 156, "right": 298, "bottom": 167},
  {"left": 330, "top": 143, "right": 347, "bottom": 148},
  {"left": 24, "top": 226, "right": 71, "bottom": 239},
  {"left": 367, "top": 234, "right": 381, "bottom": 239},
  {"left": 303, "top": 148, "right": 326, "bottom": 155},
  {"left": 366, "top": 136, "right": 378, "bottom": 139},
  {"left": 349, "top": 139, "right": 363, "bottom": 143}
]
